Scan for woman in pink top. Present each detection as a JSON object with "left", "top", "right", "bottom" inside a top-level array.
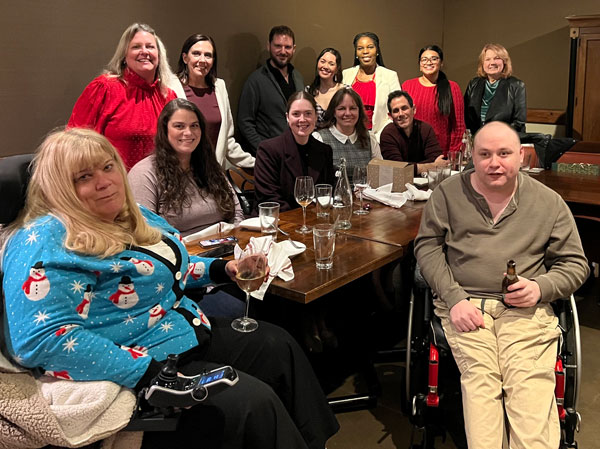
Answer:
[{"left": 402, "top": 45, "right": 465, "bottom": 157}]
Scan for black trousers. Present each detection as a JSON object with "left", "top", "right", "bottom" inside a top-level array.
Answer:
[{"left": 142, "top": 318, "right": 339, "bottom": 449}]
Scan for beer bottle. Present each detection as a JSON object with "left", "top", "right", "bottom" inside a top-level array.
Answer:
[
  {"left": 502, "top": 260, "right": 518, "bottom": 308},
  {"left": 502, "top": 260, "right": 519, "bottom": 293}
]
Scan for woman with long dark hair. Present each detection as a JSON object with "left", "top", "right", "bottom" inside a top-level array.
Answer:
[
  {"left": 316, "top": 87, "right": 382, "bottom": 181},
  {"left": 402, "top": 45, "right": 465, "bottom": 157},
  {"left": 342, "top": 32, "right": 400, "bottom": 136},
  {"left": 128, "top": 98, "right": 243, "bottom": 237},
  {"left": 176, "top": 34, "right": 254, "bottom": 169},
  {"left": 305, "top": 48, "right": 345, "bottom": 127}
]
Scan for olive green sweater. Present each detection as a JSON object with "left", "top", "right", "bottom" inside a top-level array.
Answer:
[{"left": 415, "top": 170, "right": 589, "bottom": 309}]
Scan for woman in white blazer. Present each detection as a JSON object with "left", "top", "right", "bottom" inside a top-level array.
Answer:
[
  {"left": 177, "top": 34, "right": 254, "bottom": 169},
  {"left": 342, "top": 32, "right": 400, "bottom": 139}
]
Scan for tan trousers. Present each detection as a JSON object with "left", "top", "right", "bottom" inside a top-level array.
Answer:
[{"left": 434, "top": 297, "right": 561, "bottom": 449}]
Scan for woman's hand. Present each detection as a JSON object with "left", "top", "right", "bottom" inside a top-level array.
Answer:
[
  {"left": 225, "top": 259, "right": 270, "bottom": 283},
  {"left": 225, "top": 260, "right": 239, "bottom": 282}
]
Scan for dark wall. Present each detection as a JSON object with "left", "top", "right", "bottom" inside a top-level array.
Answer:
[{"left": 0, "top": 0, "right": 597, "bottom": 156}]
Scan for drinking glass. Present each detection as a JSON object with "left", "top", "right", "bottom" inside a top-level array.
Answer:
[
  {"left": 315, "top": 184, "right": 332, "bottom": 219},
  {"left": 352, "top": 166, "right": 369, "bottom": 215},
  {"left": 294, "top": 176, "right": 315, "bottom": 234},
  {"left": 231, "top": 251, "right": 268, "bottom": 333},
  {"left": 313, "top": 224, "right": 336, "bottom": 269},
  {"left": 449, "top": 150, "right": 463, "bottom": 172},
  {"left": 258, "top": 202, "right": 279, "bottom": 237}
]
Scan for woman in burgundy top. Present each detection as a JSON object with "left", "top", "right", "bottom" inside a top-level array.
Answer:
[
  {"left": 68, "top": 23, "right": 177, "bottom": 170},
  {"left": 177, "top": 34, "right": 254, "bottom": 170},
  {"left": 402, "top": 45, "right": 465, "bottom": 157}
]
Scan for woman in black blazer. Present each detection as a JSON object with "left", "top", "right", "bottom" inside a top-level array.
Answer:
[
  {"left": 464, "top": 43, "right": 526, "bottom": 134},
  {"left": 254, "top": 91, "right": 335, "bottom": 212}
]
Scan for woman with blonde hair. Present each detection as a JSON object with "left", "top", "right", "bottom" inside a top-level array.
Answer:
[
  {"left": 463, "top": 43, "right": 526, "bottom": 134},
  {"left": 2, "top": 127, "right": 339, "bottom": 449},
  {"left": 68, "top": 23, "right": 181, "bottom": 170}
]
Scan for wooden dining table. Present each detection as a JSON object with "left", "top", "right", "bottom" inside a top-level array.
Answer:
[
  {"left": 186, "top": 199, "right": 427, "bottom": 304},
  {"left": 528, "top": 169, "right": 600, "bottom": 217}
]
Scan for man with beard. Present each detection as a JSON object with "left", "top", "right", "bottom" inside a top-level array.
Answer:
[
  {"left": 380, "top": 90, "right": 446, "bottom": 176},
  {"left": 238, "top": 25, "right": 304, "bottom": 154}
]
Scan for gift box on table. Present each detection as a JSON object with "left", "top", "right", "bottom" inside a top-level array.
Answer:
[{"left": 367, "top": 159, "right": 414, "bottom": 192}]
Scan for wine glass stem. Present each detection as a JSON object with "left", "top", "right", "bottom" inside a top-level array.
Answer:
[
  {"left": 359, "top": 191, "right": 363, "bottom": 210},
  {"left": 243, "top": 292, "right": 251, "bottom": 322},
  {"left": 302, "top": 205, "right": 307, "bottom": 229}
]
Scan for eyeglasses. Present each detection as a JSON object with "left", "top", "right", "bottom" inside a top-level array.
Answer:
[{"left": 420, "top": 56, "right": 440, "bottom": 64}]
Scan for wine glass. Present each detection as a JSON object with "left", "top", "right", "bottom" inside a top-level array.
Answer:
[
  {"left": 294, "top": 176, "right": 315, "bottom": 234},
  {"left": 231, "top": 251, "right": 268, "bottom": 333},
  {"left": 352, "top": 166, "right": 369, "bottom": 215}
]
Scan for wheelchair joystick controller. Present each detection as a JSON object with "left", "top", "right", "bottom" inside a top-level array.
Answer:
[
  {"left": 156, "top": 354, "right": 179, "bottom": 388},
  {"left": 144, "top": 353, "right": 239, "bottom": 408}
]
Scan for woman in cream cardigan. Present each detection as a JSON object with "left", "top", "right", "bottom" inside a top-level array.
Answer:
[
  {"left": 342, "top": 32, "right": 400, "bottom": 139},
  {"left": 177, "top": 34, "right": 254, "bottom": 169}
]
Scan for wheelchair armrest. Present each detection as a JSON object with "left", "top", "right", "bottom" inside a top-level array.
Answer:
[{"left": 429, "top": 313, "right": 451, "bottom": 354}]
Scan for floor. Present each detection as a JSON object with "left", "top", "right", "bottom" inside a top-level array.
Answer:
[{"left": 326, "top": 277, "right": 600, "bottom": 449}]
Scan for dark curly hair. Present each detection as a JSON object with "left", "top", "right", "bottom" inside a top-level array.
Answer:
[{"left": 154, "top": 98, "right": 235, "bottom": 220}]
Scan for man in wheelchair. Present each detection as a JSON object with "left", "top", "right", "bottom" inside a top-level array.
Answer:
[{"left": 414, "top": 121, "right": 589, "bottom": 449}]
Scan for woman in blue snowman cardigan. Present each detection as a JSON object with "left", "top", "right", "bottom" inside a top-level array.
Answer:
[{"left": 1, "top": 127, "right": 338, "bottom": 449}]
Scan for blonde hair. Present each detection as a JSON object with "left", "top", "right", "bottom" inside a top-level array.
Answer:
[
  {"left": 9, "top": 128, "right": 161, "bottom": 258},
  {"left": 476, "top": 43, "right": 513, "bottom": 79},
  {"left": 105, "top": 23, "right": 174, "bottom": 97}
]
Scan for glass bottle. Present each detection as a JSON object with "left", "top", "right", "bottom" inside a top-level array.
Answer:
[
  {"left": 501, "top": 260, "right": 518, "bottom": 308},
  {"left": 332, "top": 158, "right": 353, "bottom": 230}
]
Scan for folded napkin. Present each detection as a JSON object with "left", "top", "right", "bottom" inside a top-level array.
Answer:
[
  {"left": 234, "top": 236, "right": 294, "bottom": 300},
  {"left": 362, "top": 183, "right": 409, "bottom": 208},
  {"left": 404, "top": 183, "right": 432, "bottom": 201},
  {"left": 362, "top": 183, "right": 432, "bottom": 207},
  {"left": 182, "top": 222, "right": 236, "bottom": 245}
]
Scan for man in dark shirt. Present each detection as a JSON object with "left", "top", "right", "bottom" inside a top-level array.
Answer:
[
  {"left": 380, "top": 90, "right": 446, "bottom": 175},
  {"left": 237, "top": 25, "right": 304, "bottom": 154}
]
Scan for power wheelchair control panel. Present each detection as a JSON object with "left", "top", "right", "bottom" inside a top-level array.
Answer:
[{"left": 144, "top": 354, "right": 239, "bottom": 408}]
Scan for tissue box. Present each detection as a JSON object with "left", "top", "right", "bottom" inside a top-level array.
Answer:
[{"left": 367, "top": 159, "right": 414, "bottom": 192}]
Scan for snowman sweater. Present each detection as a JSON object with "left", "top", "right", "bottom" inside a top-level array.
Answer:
[{"left": 3, "top": 208, "right": 220, "bottom": 388}]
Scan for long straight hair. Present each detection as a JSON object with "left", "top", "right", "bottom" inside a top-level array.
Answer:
[
  {"left": 6, "top": 128, "right": 161, "bottom": 258},
  {"left": 322, "top": 88, "right": 370, "bottom": 148},
  {"left": 177, "top": 34, "right": 218, "bottom": 89},
  {"left": 307, "top": 48, "right": 343, "bottom": 96},
  {"left": 418, "top": 45, "right": 453, "bottom": 118},
  {"left": 105, "top": 23, "right": 174, "bottom": 97}
]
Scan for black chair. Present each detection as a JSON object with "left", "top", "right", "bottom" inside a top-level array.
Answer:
[
  {"left": 405, "top": 265, "right": 582, "bottom": 449},
  {"left": 0, "top": 154, "right": 180, "bottom": 448},
  {"left": 226, "top": 166, "right": 255, "bottom": 217}
]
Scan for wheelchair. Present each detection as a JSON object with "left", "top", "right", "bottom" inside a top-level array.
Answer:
[
  {"left": 404, "top": 265, "right": 582, "bottom": 449},
  {"left": 0, "top": 154, "right": 181, "bottom": 448}
]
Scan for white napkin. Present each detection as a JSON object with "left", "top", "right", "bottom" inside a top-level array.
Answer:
[
  {"left": 234, "top": 236, "right": 294, "bottom": 300},
  {"left": 362, "top": 183, "right": 408, "bottom": 208},
  {"left": 182, "top": 222, "right": 236, "bottom": 245},
  {"left": 404, "top": 183, "right": 432, "bottom": 201}
]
